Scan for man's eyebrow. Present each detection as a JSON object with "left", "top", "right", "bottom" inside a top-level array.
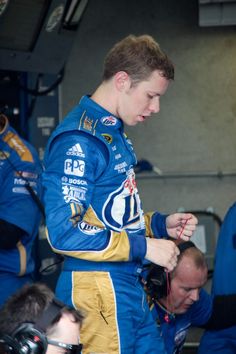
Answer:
[
  {"left": 148, "top": 91, "right": 161, "bottom": 97},
  {"left": 182, "top": 285, "right": 195, "bottom": 290}
]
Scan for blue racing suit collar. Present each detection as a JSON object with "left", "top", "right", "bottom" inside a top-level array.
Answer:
[{"left": 79, "top": 95, "right": 123, "bottom": 129}]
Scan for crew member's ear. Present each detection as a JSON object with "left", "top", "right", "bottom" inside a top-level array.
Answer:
[{"left": 114, "top": 71, "right": 131, "bottom": 91}]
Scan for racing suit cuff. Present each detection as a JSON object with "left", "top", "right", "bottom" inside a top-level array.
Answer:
[
  {"left": 129, "top": 234, "right": 146, "bottom": 261},
  {"left": 151, "top": 212, "right": 168, "bottom": 238}
]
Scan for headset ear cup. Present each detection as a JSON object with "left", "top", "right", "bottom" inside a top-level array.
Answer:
[
  {"left": 0, "top": 297, "right": 63, "bottom": 354},
  {"left": 12, "top": 324, "right": 48, "bottom": 354},
  {"left": 0, "top": 333, "right": 22, "bottom": 354},
  {"left": 146, "top": 265, "right": 168, "bottom": 299},
  {"left": 146, "top": 241, "right": 196, "bottom": 300}
]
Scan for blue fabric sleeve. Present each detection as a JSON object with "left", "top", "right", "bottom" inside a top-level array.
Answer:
[{"left": 151, "top": 212, "right": 169, "bottom": 238}]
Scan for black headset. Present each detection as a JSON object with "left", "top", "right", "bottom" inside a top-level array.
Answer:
[
  {"left": 145, "top": 241, "right": 196, "bottom": 299},
  {"left": 0, "top": 299, "right": 64, "bottom": 354}
]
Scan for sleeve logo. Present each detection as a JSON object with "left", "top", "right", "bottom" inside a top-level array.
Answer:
[{"left": 64, "top": 159, "right": 85, "bottom": 176}]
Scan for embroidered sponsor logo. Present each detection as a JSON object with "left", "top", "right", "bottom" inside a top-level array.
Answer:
[
  {"left": 19, "top": 171, "right": 38, "bottom": 179},
  {"left": 68, "top": 178, "right": 87, "bottom": 185},
  {"left": 83, "top": 116, "right": 93, "bottom": 131},
  {"left": 3, "top": 131, "right": 33, "bottom": 162},
  {"left": 62, "top": 177, "right": 87, "bottom": 186},
  {"left": 14, "top": 178, "right": 36, "bottom": 188},
  {"left": 123, "top": 133, "right": 134, "bottom": 149},
  {"left": 62, "top": 185, "right": 86, "bottom": 203},
  {"left": 61, "top": 176, "right": 69, "bottom": 182},
  {"left": 66, "top": 143, "right": 85, "bottom": 157},
  {"left": 115, "top": 153, "right": 121, "bottom": 159},
  {"left": 14, "top": 177, "right": 26, "bottom": 185},
  {"left": 62, "top": 176, "right": 87, "bottom": 186},
  {"left": 102, "top": 168, "right": 144, "bottom": 231},
  {"left": 78, "top": 221, "right": 102, "bottom": 235},
  {"left": 101, "top": 133, "right": 113, "bottom": 144},
  {"left": 12, "top": 187, "right": 29, "bottom": 194},
  {"left": 101, "top": 116, "right": 117, "bottom": 126},
  {"left": 114, "top": 161, "right": 127, "bottom": 173},
  {"left": 174, "top": 328, "right": 188, "bottom": 347},
  {"left": 64, "top": 159, "right": 85, "bottom": 176}
]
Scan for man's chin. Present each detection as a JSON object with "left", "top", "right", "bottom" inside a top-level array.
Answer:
[{"left": 174, "top": 305, "right": 190, "bottom": 315}]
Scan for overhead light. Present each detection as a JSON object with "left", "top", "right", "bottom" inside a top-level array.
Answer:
[{"left": 63, "top": 0, "right": 88, "bottom": 29}]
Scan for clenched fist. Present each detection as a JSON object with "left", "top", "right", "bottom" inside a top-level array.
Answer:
[
  {"left": 145, "top": 238, "right": 180, "bottom": 272},
  {"left": 166, "top": 213, "right": 198, "bottom": 241}
]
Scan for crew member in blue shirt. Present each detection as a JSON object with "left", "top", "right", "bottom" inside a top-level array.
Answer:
[
  {"left": 198, "top": 202, "right": 236, "bottom": 354},
  {"left": 145, "top": 240, "right": 236, "bottom": 354},
  {"left": 0, "top": 114, "right": 43, "bottom": 305}
]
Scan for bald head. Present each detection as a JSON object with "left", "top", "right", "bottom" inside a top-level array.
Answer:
[
  {"left": 161, "top": 245, "right": 208, "bottom": 314},
  {"left": 172, "top": 245, "right": 208, "bottom": 279}
]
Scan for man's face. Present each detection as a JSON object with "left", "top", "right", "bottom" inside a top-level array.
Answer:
[
  {"left": 117, "top": 70, "right": 169, "bottom": 126},
  {"left": 47, "top": 312, "right": 81, "bottom": 354},
  {"left": 166, "top": 256, "right": 208, "bottom": 315}
]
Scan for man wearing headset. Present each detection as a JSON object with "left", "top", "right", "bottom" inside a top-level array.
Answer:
[
  {"left": 0, "top": 283, "right": 84, "bottom": 354},
  {"left": 145, "top": 241, "right": 236, "bottom": 354}
]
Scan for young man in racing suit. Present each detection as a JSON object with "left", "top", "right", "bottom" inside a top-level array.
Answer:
[{"left": 42, "top": 34, "right": 198, "bottom": 353}]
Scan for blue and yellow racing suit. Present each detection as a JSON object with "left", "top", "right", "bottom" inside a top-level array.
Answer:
[
  {"left": 0, "top": 117, "right": 42, "bottom": 305},
  {"left": 43, "top": 95, "right": 168, "bottom": 354}
]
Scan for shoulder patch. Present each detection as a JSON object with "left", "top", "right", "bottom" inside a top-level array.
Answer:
[
  {"left": 101, "top": 134, "right": 113, "bottom": 144},
  {"left": 3, "top": 131, "right": 33, "bottom": 162},
  {"left": 101, "top": 116, "right": 117, "bottom": 126},
  {"left": 78, "top": 110, "right": 98, "bottom": 134}
]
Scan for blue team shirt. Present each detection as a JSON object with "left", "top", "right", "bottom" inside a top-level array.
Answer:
[
  {"left": 0, "top": 119, "right": 42, "bottom": 275},
  {"left": 198, "top": 202, "right": 236, "bottom": 354},
  {"left": 151, "top": 289, "right": 212, "bottom": 354}
]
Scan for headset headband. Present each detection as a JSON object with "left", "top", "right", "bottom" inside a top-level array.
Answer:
[
  {"left": 33, "top": 298, "right": 65, "bottom": 333},
  {"left": 146, "top": 241, "right": 197, "bottom": 299},
  {"left": 177, "top": 240, "right": 196, "bottom": 253}
]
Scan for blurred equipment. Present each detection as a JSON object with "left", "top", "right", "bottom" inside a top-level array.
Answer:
[
  {"left": 134, "top": 159, "right": 163, "bottom": 175},
  {"left": 198, "top": 0, "right": 236, "bottom": 27},
  {"left": 183, "top": 209, "right": 222, "bottom": 277},
  {"left": 0, "top": 0, "right": 89, "bottom": 74}
]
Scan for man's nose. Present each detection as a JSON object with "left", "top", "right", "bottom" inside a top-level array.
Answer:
[
  {"left": 149, "top": 97, "right": 160, "bottom": 113},
  {"left": 189, "top": 289, "right": 199, "bottom": 302}
]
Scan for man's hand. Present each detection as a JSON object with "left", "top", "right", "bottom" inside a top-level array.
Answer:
[
  {"left": 145, "top": 238, "right": 180, "bottom": 272},
  {"left": 166, "top": 213, "right": 198, "bottom": 241}
]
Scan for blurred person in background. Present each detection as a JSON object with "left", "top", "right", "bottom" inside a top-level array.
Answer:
[
  {"left": 0, "top": 282, "right": 84, "bottom": 354},
  {"left": 0, "top": 113, "right": 43, "bottom": 305},
  {"left": 199, "top": 202, "right": 236, "bottom": 354}
]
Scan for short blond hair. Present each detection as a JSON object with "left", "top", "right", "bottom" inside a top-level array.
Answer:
[{"left": 102, "top": 34, "right": 174, "bottom": 84}]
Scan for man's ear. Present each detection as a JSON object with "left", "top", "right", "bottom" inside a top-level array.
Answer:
[{"left": 114, "top": 71, "right": 131, "bottom": 91}]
